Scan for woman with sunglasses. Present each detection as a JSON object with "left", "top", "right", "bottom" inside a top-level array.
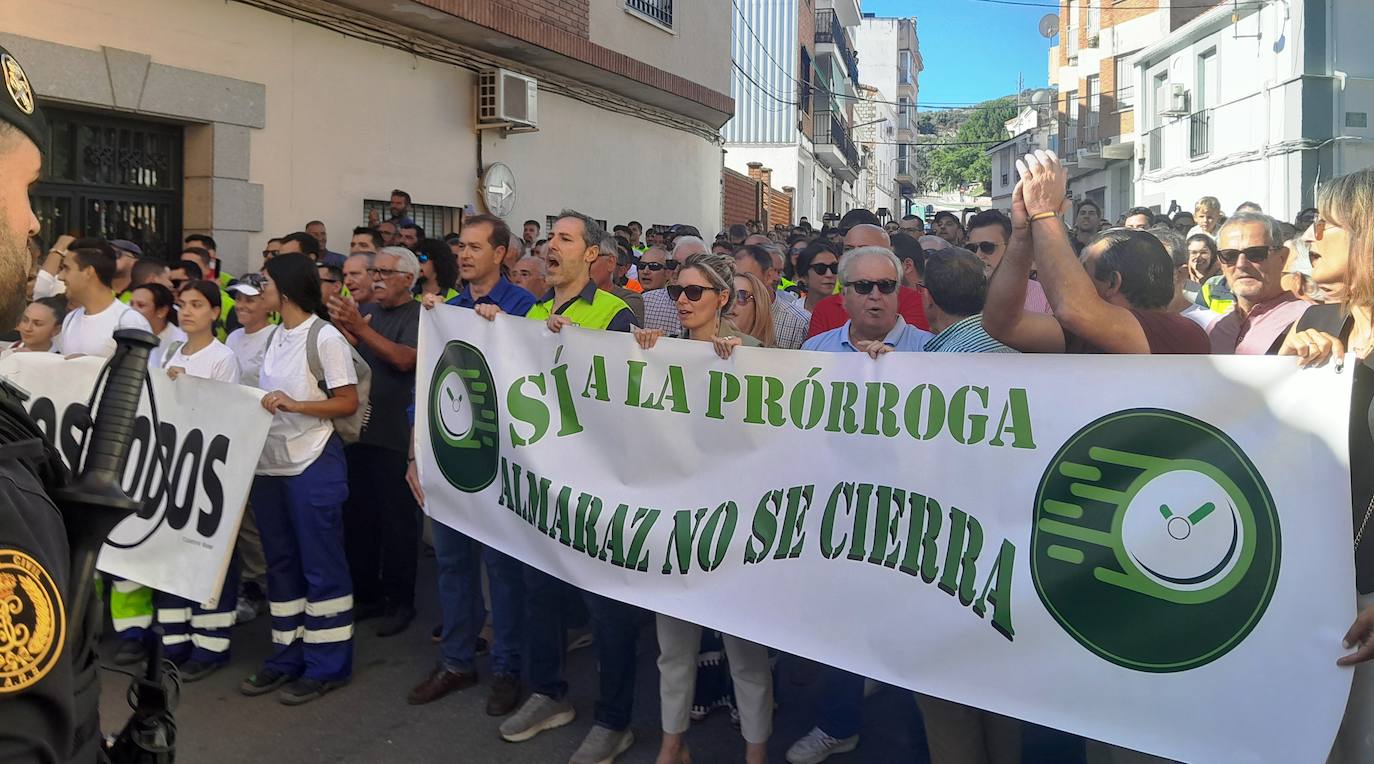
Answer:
[
  {"left": 1273, "top": 168, "right": 1374, "bottom": 762},
  {"left": 633, "top": 252, "right": 772, "bottom": 764},
  {"left": 795, "top": 240, "right": 841, "bottom": 312},
  {"left": 728, "top": 272, "right": 776, "bottom": 347}
]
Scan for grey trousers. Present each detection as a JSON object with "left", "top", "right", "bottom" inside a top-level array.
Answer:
[
  {"left": 915, "top": 694, "right": 1021, "bottom": 764},
  {"left": 655, "top": 613, "right": 773, "bottom": 744},
  {"left": 236, "top": 501, "right": 267, "bottom": 585}
]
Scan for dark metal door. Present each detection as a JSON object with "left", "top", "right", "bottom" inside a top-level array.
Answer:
[{"left": 30, "top": 107, "right": 182, "bottom": 262}]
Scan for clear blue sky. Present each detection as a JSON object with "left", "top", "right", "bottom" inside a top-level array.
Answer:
[{"left": 862, "top": 0, "right": 1052, "bottom": 107}]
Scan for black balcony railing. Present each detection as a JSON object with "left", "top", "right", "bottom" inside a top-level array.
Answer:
[
  {"left": 815, "top": 10, "right": 860, "bottom": 89},
  {"left": 814, "top": 110, "right": 859, "bottom": 170},
  {"left": 1147, "top": 126, "right": 1163, "bottom": 171},
  {"left": 1190, "top": 108, "right": 1212, "bottom": 158},
  {"left": 626, "top": 0, "right": 672, "bottom": 28}
]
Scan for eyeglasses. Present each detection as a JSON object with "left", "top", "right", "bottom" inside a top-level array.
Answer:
[
  {"left": 967, "top": 241, "right": 1001, "bottom": 255},
  {"left": 367, "top": 267, "right": 406, "bottom": 278},
  {"left": 262, "top": 249, "right": 280, "bottom": 258},
  {"left": 847, "top": 279, "right": 899, "bottom": 295},
  {"left": 319, "top": 277, "right": 340, "bottom": 284},
  {"left": 735, "top": 289, "right": 755, "bottom": 305},
  {"left": 1311, "top": 216, "right": 1342, "bottom": 238},
  {"left": 666, "top": 284, "right": 721, "bottom": 302},
  {"left": 1216, "top": 245, "right": 1279, "bottom": 266},
  {"left": 665, "top": 260, "right": 679, "bottom": 270},
  {"left": 640, "top": 262, "right": 669, "bottom": 272},
  {"left": 809, "top": 262, "right": 839, "bottom": 276}
]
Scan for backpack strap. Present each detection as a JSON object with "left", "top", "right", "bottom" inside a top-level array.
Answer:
[
  {"left": 161, "top": 340, "right": 184, "bottom": 369},
  {"left": 304, "top": 319, "right": 330, "bottom": 396}
]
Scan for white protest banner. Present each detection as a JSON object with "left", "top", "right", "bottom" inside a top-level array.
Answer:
[
  {"left": 417, "top": 306, "right": 1355, "bottom": 763},
  {"left": 0, "top": 353, "right": 271, "bottom": 605}
]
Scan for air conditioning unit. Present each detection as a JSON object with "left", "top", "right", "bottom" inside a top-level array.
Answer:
[
  {"left": 478, "top": 69, "right": 538, "bottom": 130},
  {"left": 1160, "top": 84, "right": 1190, "bottom": 117},
  {"left": 1087, "top": 33, "right": 1100, "bottom": 47}
]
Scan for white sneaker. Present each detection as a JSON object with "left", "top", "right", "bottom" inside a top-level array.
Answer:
[{"left": 785, "top": 727, "right": 859, "bottom": 764}]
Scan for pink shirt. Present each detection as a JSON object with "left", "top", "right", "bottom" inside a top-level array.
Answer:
[
  {"left": 1207, "top": 293, "right": 1310, "bottom": 355},
  {"left": 1024, "top": 278, "right": 1052, "bottom": 314}
]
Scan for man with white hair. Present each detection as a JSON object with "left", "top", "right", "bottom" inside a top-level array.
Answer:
[
  {"left": 787, "top": 245, "right": 932, "bottom": 764},
  {"left": 641, "top": 236, "right": 705, "bottom": 334},
  {"left": 801, "top": 246, "right": 933, "bottom": 354},
  {"left": 510, "top": 254, "right": 548, "bottom": 301},
  {"left": 808, "top": 225, "right": 934, "bottom": 338},
  {"left": 327, "top": 245, "right": 424, "bottom": 638}
]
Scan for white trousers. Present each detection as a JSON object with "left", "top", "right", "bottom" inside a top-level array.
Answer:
[{"left": 655, "top": 613, "right": 773, "bottom": 744}]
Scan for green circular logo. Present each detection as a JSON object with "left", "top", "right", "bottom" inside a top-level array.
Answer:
[
  {"left": 427, "top": 340, "right": 501, "bottom": 493},
  {"left": 1032, "top": 408, "right": 1280, "bottom": 672}
]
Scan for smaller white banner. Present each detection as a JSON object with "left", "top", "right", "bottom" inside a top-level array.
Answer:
[{"left": 1, "top": 353, "right": 271, "bottom": 604}]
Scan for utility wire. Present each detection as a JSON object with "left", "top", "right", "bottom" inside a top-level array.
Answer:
[{"left": 966, "top": 0, "right": 1261, "bottom": 9}]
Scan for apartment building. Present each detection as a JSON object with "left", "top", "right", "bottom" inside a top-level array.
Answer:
[
  {"left": 723, "top": 0, "right": 863, "bottom": 224},
  {"left": 1132, "top": 0, "right": 1374, "bottom": 220},
  {"left": 855, "top": 13, "right": 921, "bottom": 217},
  {"left": 1051, "top": 0, "right": 1219, "bottom": 221},
  {"left": 4, "top": 0, "right": 733, "bottom": 273}
]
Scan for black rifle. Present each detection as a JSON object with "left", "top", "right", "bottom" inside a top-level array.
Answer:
[{"left": 51, "top": 328, "right": 178, "bottom": 763}]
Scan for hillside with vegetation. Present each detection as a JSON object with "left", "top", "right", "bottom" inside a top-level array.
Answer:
[{"left": 913, "top": 95, "right": 1020, "bottom": 195}]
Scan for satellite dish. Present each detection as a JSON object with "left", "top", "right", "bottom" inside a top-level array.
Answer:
[{"left": 1039, "top": 13, "right": 1060, "bottom": 39}]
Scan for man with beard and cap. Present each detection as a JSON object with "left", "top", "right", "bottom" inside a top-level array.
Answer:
[{"left": 0, "top": 44, "right": 105, "bottom": 762}]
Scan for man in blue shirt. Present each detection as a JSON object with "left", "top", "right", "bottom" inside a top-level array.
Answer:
[
  {"left": 801, "top": 246, "right": 933, "bottom": 356},
  {"left": 408, "top": 215, "right": 532, "bottom": 717},
  {"left": 789, "top": 245, "right": 932, "bottom": 764}
]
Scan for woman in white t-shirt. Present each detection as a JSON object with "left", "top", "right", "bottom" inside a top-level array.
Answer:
[
  {"left": 151, "top": 280, "right": 244, "bottom": 681},
  {"left": 224, "top": 273, "right": 277, "bottom": 389},
  {"left": 1, "top": 297, "right": 66, "bottom": 360},
  {"left": 129, "top": 283, "right": 186, "bottom": 369},
  {"left": 241, "top": 253, "right": 358, "bottom": 705}
]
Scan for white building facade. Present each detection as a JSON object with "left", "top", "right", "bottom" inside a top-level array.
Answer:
[
  {"left": 4, "top": 0, "right": 733, "bottom": 275},
  {"left": 1133, "top": 0, "right": 1374, "bottom": 221},
  {"left": 853, "top": 86, "right": 900, "bottom": 218},
  {"left": 986, "top": 100, "right": 1058, "bottom": 211},
  {"left": 856, "top": 14, "right": 921, "bottom": 216}
]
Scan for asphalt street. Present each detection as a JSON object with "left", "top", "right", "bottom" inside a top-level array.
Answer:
[{"left": 96, "top": 553, "right": 1089, "bottom": 763}]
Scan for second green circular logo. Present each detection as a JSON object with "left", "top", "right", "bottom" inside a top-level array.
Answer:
[{"left": 1032, "top": 408, "right": 1280, "bottom": 673}]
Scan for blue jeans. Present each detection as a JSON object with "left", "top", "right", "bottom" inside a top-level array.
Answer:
[
  {"left": 523, "top": 564, "right": 641, "bottom": 730},
  {"left": 818, "top": 666, "right": 865, "bottom": 739},
  {"left": 432, "top": 522, "right": 524, "bottom": 675}
]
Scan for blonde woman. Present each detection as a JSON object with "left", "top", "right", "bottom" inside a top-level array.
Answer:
[
  {"left": 1273, "top": 168, "right": 1374, "bottom": 762},
  {"left": 633, "top": 252, "right": 771, "bottom": 764},
  {"left": 1188, "top": 196, "right": 1223, "bottom": 240},
  {"left": 727, "top": 272, "right": 776, "bottom": 348}
]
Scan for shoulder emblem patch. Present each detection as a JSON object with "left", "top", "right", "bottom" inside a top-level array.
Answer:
[{"left": 0, "top": 549, "right": 65, "bottom": 693}]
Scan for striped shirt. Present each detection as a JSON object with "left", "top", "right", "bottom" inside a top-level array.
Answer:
[
  {"left": 641, "top": 288, "right": 683, "bottom": 335},
  {"left": 923, "top": 314, "right": 1017, "bottom": 354}
]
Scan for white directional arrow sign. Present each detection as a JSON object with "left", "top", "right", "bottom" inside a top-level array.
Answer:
[{"left": 481, "top": 163, "right": 517, "bottom": 216}]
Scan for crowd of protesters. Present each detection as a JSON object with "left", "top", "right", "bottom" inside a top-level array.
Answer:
[{"left": 9, "top": 156, "right": 1374, "bottom": 763}]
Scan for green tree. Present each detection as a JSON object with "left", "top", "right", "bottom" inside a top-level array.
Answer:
[{"left": 924, "top": 97, "right": 1019, "bottom": 192}]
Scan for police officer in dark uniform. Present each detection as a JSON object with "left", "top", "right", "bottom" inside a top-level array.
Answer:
[{"left": 0, "top": 45, "right": 104, "bottom": 763}]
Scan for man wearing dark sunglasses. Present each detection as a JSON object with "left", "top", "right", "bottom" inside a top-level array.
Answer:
[
  {"left": 966, "top": 210, "right": 1051, "bottom": 314},
  {"left": 637, "top": 246, "right": 674, "bottom": 291},
  {"left": 1206, "top": 212, "right": 1310, "bottom": 355},
  {"left": 802, "top": 246, "right": 932, "bottom": 356},
  {"left": 641, "top": 237, "right": 699, "bottom": 335}
]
